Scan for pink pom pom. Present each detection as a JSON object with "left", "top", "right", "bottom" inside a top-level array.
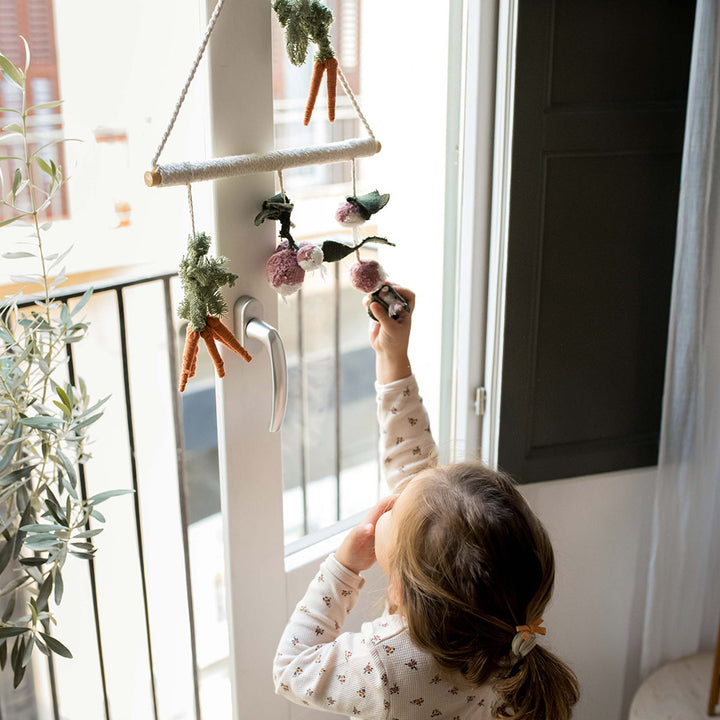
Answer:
[
  {"left": 350, "top": 260, "right": 387, "bottom": 293},
  {"left": 335, "top": 201, "right": 366, "bottom": 226},
  {"left": 265, "top": 248, "right": 305, "bottom": 296},
  {"left": 297, "top": 243, "right": 324, "bottom": 271}
]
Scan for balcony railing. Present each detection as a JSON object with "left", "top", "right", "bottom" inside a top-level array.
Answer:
[{"left": 2, "top": 261, "right": 380, "bottom": 719}]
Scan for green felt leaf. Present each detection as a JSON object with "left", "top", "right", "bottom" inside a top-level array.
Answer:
[{"left": 320, "top": 240, "right": 356, "bottom": 263}]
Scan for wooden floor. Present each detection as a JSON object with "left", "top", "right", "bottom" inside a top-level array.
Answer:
[{"left": 630, "top": 652, "right": 717, "bottom": 719}]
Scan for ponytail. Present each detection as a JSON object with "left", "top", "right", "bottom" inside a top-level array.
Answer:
[
  {"left": 391, "top": 462, "right": 580, "bottom": 719},
  {"left": 493, "top": 645, "right": 579, "bottom": 720}
]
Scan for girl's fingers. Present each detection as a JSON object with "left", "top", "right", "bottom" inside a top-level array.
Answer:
[
  {"left": 364, "top": 494, "right": 399, "bottom": 526},
  {"left": 387, "top": 285, "right": 415, "bottom": 313},
  {"left": 369, "top": 301, "right": 393, "bottom": 329},
  {"left": 369, "top": 318, "right": 380, "bottom": 344}
]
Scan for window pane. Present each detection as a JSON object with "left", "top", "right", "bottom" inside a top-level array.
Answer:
[{"left": 272, "top": 0, "right": 449, "bottom": 546}]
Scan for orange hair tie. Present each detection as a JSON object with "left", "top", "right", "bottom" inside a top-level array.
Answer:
[{"left": 515, "top": 617, "right": 547, "bottom": 641}]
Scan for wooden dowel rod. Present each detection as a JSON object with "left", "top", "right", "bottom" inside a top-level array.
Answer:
[{"left": 145, "top": 137, "right": 381, "bottom": 188}]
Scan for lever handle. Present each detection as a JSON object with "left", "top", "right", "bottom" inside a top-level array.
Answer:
[{"left": 235, "top": 296, "right": 288, "bottom": 432}]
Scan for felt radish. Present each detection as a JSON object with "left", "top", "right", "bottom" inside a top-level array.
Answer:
[
  {"left": 349, "top": 260, "right": 409, "bottom": 320},
  {"left": 256, "top": 193, "right": 324, "bottom": 296},
  {"left": 336, "top": 190, "right": 390, "bottom": 227}
]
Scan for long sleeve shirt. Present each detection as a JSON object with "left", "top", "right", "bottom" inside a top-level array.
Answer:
[{"left": 273, "top": 376, "right": 494, "bottom": 720}]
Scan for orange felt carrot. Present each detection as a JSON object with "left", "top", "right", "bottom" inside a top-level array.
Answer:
[
  {"left": 325, "top": 56, "right": 338, "bottom": 122},
  {"left": 180, "top": 327, "right": 200, "bottom": 392},
  {"left": 189, "top": 337, "right": 199, "bottom": 377},
  {"left": 304, "top": 60, "right": 327, "bottom": 125},
  {"left": 200, "top": 327, "right": 225, "bottom": 378},
  {"left": 205, "top": 315, "right": 252, "bottom": 362}
]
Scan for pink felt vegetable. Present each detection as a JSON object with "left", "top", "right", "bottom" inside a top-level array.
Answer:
[
  {"left": 297, "top": 242, "right": 324, "bottom": 271},
  {"left": 350, "top": 259, "right": 387, "bottom": 293},
  {"left": 266, "top": 248, "right": 305, "bottom": 296}
]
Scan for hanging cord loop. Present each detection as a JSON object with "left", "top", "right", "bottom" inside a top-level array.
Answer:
[
  {"left": 151, "top": 0, "right": 228, "bottom": 169},
  {"left": 146, "top": 0, "right": 379, "bottom": 188},
  {"left": 337, "top": 64, "right": 376, "bottom": 142},
  {"left": 350, "top": 158, "right": 361, "bottom": 261},
  {"left": 187, "top": 184, "right": 197, "bottom": 238}
]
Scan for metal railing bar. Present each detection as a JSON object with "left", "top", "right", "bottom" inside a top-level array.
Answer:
[
  {"left": 46, "top": 642, "right": 60, "bottom": 720},
  {"left": 10, "top": 270, "right": 178, "bottom": 310},
  {"left": 162, "top": 278, "right": 202, "bottom": 720},
  {"left": 116, "top": 288, "right": 159, "bottom": 720},
  {"left": 334, "top": 264, "right": 342, "bottom": 522},
  {"left": 297, "top": 291, "right": 309, "bottom": 537},
  {"left": 65, "top": 334, "right": 111, "bottom": 720}
]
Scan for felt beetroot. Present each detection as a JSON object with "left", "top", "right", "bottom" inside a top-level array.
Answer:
[
  {"left": 336, "top": 190, "right": 390, "bottom": 226},
  {"left": 350, "top": 259, "right": 387, "bottom": 293},
  {"left": 266, "top": 248, "right": 305, "bottom": 296}
]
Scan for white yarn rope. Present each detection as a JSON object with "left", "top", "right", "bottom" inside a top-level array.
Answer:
[
  {"left": 153, "top": 137, "right": 380, "bottom": 187},
  {"left": 187, "top": 184, "right": 196, "bottom": 237},
  {"left": 351, "top": 158, "right": 361, "bottom": 261},
  {"left": 337, "top": 63, "right": 376, "bottom": 141},
  {"left": 278, "top": 169, "right": 286, "bottom": 199},
  {"left": 151, "top": 0, "right": 227, "bottom": 168}
]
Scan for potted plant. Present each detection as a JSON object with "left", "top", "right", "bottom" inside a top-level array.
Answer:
[{"left": 0, "top": 40, "right": 130, "bottom": 688}]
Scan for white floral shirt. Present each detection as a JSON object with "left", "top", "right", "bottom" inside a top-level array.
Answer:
[{"left": 273, "top": 376, "right": 495, "bottom": 720}]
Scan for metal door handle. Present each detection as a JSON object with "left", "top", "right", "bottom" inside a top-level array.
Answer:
[{"left": 235, "top": 296, "right": 288, "bottom": 432}]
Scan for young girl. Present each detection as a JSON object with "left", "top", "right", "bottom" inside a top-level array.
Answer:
[{"left": 273, "top": 288, "right": 579, "bottom": 720}]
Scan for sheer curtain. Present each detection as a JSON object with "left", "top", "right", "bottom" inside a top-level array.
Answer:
[{"left": 640, "top": 0, "right": 720, "bottom": 677}]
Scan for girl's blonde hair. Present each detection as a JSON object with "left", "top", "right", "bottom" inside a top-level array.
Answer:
[{"left": 391, "top": 462, "right": 579, "bottom": 720}]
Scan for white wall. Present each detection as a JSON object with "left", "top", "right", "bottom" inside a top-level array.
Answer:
[{"left": 521, "top": 467, "right": 657, "bottom": 720}]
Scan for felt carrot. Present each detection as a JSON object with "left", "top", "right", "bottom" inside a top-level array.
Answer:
[
  {"left": 200, "top": 326, "right": 225, "bottom": 378},
  {"left": 325, "top": 56, "right": 338, "bottom": 122},
  {"left": 177, "top": 232, "right": 252, "bottom": 392},
  {"left": 273, "top": 1, "right": 338, "bottom": 125},
  {"left": 305, "top": 60, "right": 327, "bottom": 126},
  {"left": 180, "top": 326, "right": 200, "bottom": 392},
  {"left": 205, "top": 315, "right": 252, "bottom": 362}
]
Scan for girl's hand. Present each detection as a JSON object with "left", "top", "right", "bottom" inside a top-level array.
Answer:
[
  {"left": 364, "top": 285, "right": 415, "bottom": 385},
  {"left": 334, "top": 495, "right": 398, "bottom": 575}
]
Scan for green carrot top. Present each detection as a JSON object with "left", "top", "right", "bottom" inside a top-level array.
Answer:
[
  {"left": 177, "top": 232, "right": 238, "bottom": 332},
  {"left": 273, "top": 0, "right": 335, "bottom": 65}
]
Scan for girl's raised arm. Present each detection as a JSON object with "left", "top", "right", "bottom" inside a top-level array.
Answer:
[{"left": 367, "top": 287, "right": 438, "bottom": 492}]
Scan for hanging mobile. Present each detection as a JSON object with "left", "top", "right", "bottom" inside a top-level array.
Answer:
[{"left": 146, "top": 0, "right": 388, "bottom": 394}]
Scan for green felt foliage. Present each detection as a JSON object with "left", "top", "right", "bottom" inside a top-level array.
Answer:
[
  {"left": 349, "top": 190, "right": 390, "bottom": 219},
  {"left": 273, "top": 0, "right": 335, "bottom": 64},
  {"left": 254, "top": 193, "right": 296, "bottom": 248},
  {"left": 177, "top": 233, "right": 238, "bottom": 332},
  {"left": 321, "top": 236, "right": 395, "bottom": 263}
]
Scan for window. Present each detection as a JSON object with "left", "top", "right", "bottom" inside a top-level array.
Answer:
[
  {"left": 0, "top": 1, "right": 451, "bottom": 717},
  {"left": 0, "top": 0, "right": 68, "bottom": 222}
]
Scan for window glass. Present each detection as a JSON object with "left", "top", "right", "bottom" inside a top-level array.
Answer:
[
  {"left": 0, "top": 0, "right": 449, "bottom": 717},
  {"left": 272, "top": 0, "right": 449, "bottom": 546}
]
